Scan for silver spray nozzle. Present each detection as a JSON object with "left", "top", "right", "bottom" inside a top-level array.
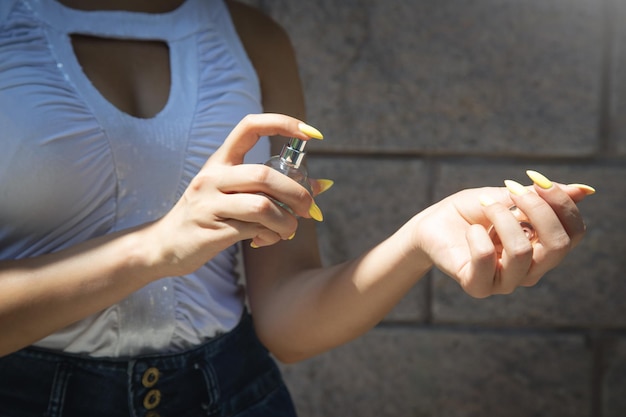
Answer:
[{"left": 280, "top": 138, "right": 307, "bottom": 168}]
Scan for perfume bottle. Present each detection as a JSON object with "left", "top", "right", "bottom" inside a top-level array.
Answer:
[
  {"left": 264, "top": 137, "right": 311, "bottom": 212},
  {"left": 265, "top": 137, "right": 311, "bottom": 191},
  {"left": 488, "top": 205, "right": 537, "bottom": 254}
]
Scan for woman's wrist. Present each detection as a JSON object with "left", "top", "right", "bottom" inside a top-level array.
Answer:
[
  {"left": 400, "top": 213, "right": 435, "bottom": 273},
  {"left": 379, "top": 215, "right": 435, "bottom": 282},
  {"left": 116, "top": 222, "right": 171, "bottom": 284}
]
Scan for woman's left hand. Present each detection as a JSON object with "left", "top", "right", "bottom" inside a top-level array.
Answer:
[{"left": 407, "top": 171, "right": 594, "bottom": 298}]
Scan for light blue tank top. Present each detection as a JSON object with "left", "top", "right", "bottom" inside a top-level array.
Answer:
[{"left": 0, "top": 0, "right": 270, "bottom": 356}]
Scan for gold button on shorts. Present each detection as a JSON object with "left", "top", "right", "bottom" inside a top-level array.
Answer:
[
  {"left": 143, "top": 389, "right": 162, "bottom": 410},
  {"left": 142, "top": 367, "right": 160, "bottom": 388}
]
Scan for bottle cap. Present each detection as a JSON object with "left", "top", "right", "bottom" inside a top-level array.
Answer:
[{"left": 280, "top": 138, "right": 307, "bottom": 168}]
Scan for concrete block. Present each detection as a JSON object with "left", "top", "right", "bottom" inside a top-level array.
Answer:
[
  {"left": 603, "top": 336, "right": 626, "bottom": 417},
  {"left": 264, "top": 0, "right": 602, "bottom": 156},
  {"left": 280, "top": 327, "right": 591, "bottom": 417},
  {"left": 608, "top": 0, "right": 626, "bottom": 155}
]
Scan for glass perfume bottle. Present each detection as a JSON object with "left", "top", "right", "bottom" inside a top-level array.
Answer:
[
  {"left": 264, "top": 137, "right": 311, "bottom": 212},
  {"left": 265, "top": 137, "right": 310, "bottom": 191},
  {"left": 488, "top": 205, "right": 537, "bottom": 254}
]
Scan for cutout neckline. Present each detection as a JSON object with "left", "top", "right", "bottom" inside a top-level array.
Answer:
[
  {"left": 27, "top": 0, "right": 207, "bottom": 121},
  {"left": 70, "top": 35, "right": 172, "bottom": 119}
]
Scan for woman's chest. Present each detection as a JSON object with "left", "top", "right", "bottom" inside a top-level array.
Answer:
[
  {"left": 0, "top": 1, "right": 264, "bottom": 253},
  {"left": 70, "top": 35, "right": 172, "bottom": 119}
]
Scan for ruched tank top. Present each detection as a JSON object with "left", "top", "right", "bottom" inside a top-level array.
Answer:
[{"left": 0, "top": 0, "right": 270, "bottom": 357}]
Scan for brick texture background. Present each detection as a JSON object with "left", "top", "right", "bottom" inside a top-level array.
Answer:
[{"left": 241, "top": 0, "right": 626, "bottom": 416}]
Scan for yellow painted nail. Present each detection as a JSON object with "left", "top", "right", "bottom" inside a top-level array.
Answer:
[
  {"left": 526, "top": 170, "right": 553, "bottom": 189},
  {"left": 479, "top": 194, "right": 497, "bottom": 207},
  {"left": 250, "top": 241, "right": 260, "bottom": 249},
  {"left": 298, "top": 122, "right": 324, "bottom": 140},
  {"left": 308, "top": 201, "right": 324, "bottom": 221},
  {"left": 567, "top": 183, "right": 596, "bottom": 195},
  {"left": 504, "top": 179, "right": 529, "bottom": 196},
  {"left": 316, "top": 179, "right": 335, "bottom": 195},
  {"left": 288, "top": 232, "right": 296, "bottom": 240}
]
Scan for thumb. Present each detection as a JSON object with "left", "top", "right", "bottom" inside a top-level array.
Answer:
[{"left": 207, "top": 113, "right": 323, "bottom": 167}]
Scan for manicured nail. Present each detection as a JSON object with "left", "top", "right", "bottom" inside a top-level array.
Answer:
[
  {"left": 479, "top": 194, "right": 497, "bottom": 207},
  {"left": 315, "top": 179, "right": 335, "bottom": 195},
  {"left": 288, "top": 232, "right": 296, "bottom": 240},
  {"left": 309, "top": 201, "right": 324, "bottom": 221},
  {"left": 250, "top": 241, "right": 260, "bottom": 249},
  {"left": 567, "top": 183, "right": 596, "bottom": 195},
  {"left": 526, "top": 170, "right": 553, "bottom": 189},
  {"left": 298, "top": 122, "right": 324, "bottom": 140},
  {"left": 504, "top": 179, "right": 529, "bottom": 196}
]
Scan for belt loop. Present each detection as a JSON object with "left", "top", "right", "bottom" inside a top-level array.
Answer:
[
  {"left": 193, "top": 359, "right": 220, "bottom": 415},
  {"left": 44, "top": 362, "right": 73, "bottom": 417},
  {"left": 127, "top": 359, "right": 139, "bottom": 417}
]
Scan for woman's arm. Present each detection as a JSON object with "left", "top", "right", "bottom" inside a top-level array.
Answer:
[
  {"left": 230, "top": 2, "right": 443, "bottom": 361},
  {"left": 0, "top": 225, "right": 159, "bottom": 355},
  {"left": 231, "top": 2, "right": 592, "bottom": 363},
  {"left": 0, "top": 113, "right": 326, "bottom": 357},
  {"left": 248, "top": 183, "right": 590, "bottom": 364},
  {"left": 231, "top": 1, "right": 436, "bottom": 362}
]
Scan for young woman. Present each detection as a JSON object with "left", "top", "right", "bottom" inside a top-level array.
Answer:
[{"left": 0, "top": 0, "right": 593, "bottom": 415}]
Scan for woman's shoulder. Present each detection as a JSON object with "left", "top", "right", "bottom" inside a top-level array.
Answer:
[
  {"left": 225, "top": 1, "right": 296, "bottom": 66},
  {"left": 224, "top": 1, "right": 304, "bottom": 119}
]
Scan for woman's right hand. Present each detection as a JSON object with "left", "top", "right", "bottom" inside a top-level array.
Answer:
[
  {"left": 147, "top": 113, "right": 324, "bottom": 276},
  {"left": 0, "top": 114, "right": 325, "bottom": 356}
]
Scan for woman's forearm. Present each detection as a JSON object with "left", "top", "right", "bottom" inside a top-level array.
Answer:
[
  {"left": 249, "top": 181, "right": 593, "bottom": 364},
  {"left": 0, "top": 224, "right": 160, "bottom": 356},
  {"left": 248, "top": 218, "right": 433, "bottom": 363}
]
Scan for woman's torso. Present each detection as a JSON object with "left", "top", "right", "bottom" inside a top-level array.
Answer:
[{"left": 0, "top": 0, "right": 269, "bottom": 357}]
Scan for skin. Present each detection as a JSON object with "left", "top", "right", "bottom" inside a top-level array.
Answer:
[{"left": 0, "top": 0, "right": 590, "bottom": 361}]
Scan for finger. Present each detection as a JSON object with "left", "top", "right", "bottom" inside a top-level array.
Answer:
[
  {"left": 208, "top": 164, "right": 315, "bottom": 219},
  {"left": 212, "top": 193, "right": 299, "bottom": 240},
  {"left": 249, "top": 232, "right": 283, "bottom": 249},
  {"left": 482, "top": 197, "right": 532, "bottom": 246},
  {"left": 208, "top": 113, "right": 323, "bottom": 166},
  {"left": 498, "top": 177, "right": 572, "bottom": 287},
  {"left": 495, "top": 234, "right": 533, "bottom": 294},
  {"left": 524, "top": 169, "right": 594, "bottom": 204},
  {"left": 480, "top": 198, "right": 533, "bottom": 294},
  {"left": 309, "top": 178, "right": 335, "bottom": 197},
  {"left": 524, "top": 171, "right": 586, "bottom": 248},
  {"left": 216, "top": 218, "right": 283, "bottom": 249},
  {"left": 561, "top": 183, "right": 596, "bottom": 203},
  {"left": 460, "top": 224, "right": 499, "bottom": 298},
  {"left": 509, "top": 189, "right": 568, "bottom": 250}
]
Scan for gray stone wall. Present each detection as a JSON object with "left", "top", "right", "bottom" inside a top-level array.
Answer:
[{"left": 243, "top": 0, "right": 626, "bottom": 416}]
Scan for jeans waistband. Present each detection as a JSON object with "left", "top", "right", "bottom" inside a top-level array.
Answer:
[{"left": 0, "top": 313, "right": 296, "bottom": 417}]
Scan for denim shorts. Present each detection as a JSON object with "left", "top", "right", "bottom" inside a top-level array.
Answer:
[{"left": 0, "top": 313, "right": 297, "bottom": 417}]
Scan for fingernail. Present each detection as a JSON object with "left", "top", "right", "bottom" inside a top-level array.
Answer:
[
  {"left": 504, "top": 179, "right": 529, "bottom": 196},
  {"left": 526, "top": 170, "right": 553, "bottom": 189},
  {"left": 298, "top": 122, "right": 324, "bottom": 140},
  {"left": 309, "top": 201, "right": 324, "bottom": 222},
  {"left": 316, "top": 179, "right": 335, "bottom": 195},
  {"left": 250, "top": 241, "right": 260, "bottom": 249},
  {"left": 567, "top": 183, "right": 596, "bottom": 195},
  {"left": 288, "top": 232, "right": 296, "bottom": 240},
  {"left": 479, "top": 194, "right": 497, "bottom": 207}
]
